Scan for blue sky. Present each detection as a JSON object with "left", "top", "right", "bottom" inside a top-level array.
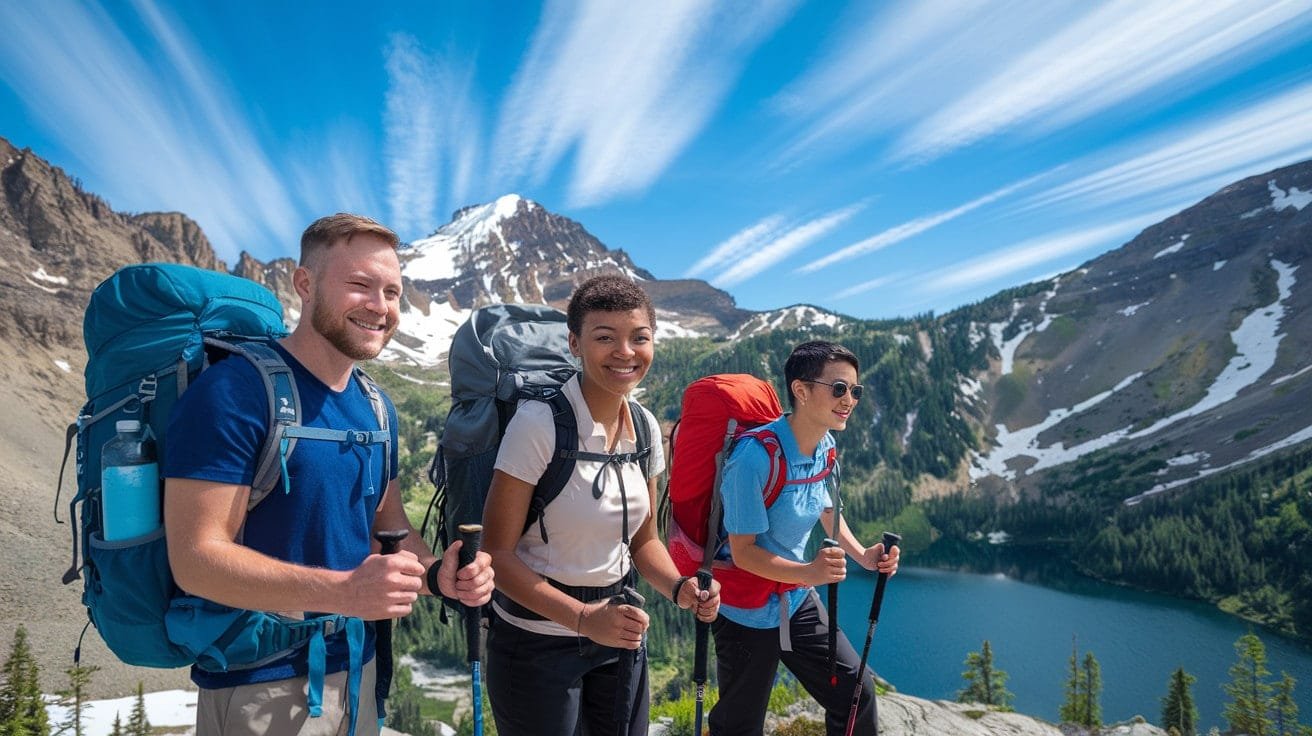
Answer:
[{"left": 3, "top": 1, "right": 1312, "bottom": 320}]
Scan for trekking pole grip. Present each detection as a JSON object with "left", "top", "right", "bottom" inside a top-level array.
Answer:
[
  {"left": 375, "top": 529, "right": 409, "bottom": 556},
  {"left": 457, "top": 524, "right": 483, "bottom": 663},
  {"left": 867, "top": 532, "right": 901, "bottom": 621}
]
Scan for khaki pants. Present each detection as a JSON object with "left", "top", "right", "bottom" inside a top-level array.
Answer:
[{"left": 196, "top": 658, "right": 378, "bottom": 736}]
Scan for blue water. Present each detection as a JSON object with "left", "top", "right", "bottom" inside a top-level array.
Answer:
[{"left": 832, "top": 565, "right": 1312, "bottom": 731}]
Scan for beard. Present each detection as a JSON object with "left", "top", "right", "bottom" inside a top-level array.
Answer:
[{"left": 310, "top": 298, "right": 398, "bottom": 361}]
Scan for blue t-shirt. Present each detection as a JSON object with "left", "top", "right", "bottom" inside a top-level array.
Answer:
[
  {"left": 718, "top": 415, "right": 835, "bottom": 629},
  {"left": 164, "top": 342, "right": 399, "bottom": 688}
]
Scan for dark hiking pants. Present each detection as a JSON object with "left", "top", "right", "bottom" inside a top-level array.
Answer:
[
  {"left": 709, "top": 590, "right": 878, "bottom": 736},
  {"left": 486, "top": 611, "right": 649, "bottom": 736}
]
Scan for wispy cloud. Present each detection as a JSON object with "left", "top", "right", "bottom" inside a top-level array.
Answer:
[
  {"left": 684, "top": 215, "right": 787, "bottom": 278},
  {"left": 709, "top": 202, "right": 865, "bottom": 287},
  {"left": 492, "top": 0, "right": 795, "bottom": 207},
  {"left": 0, "top": 0, "right": 305, "bottom": 261},
  {"left": 772, "top": 2, "right": 1312, "bottom": 169},
  {"left": 799, "top": 176, "right": 1040, "bottom": 275},
  {"left": 771, "top": 3, "right": 1071, "bottom": 168},
  {"left": 383, "top": 35, "right": 485, "bottom": 239},
  {"left": 1021, "top": 82, "right": 1312, "bottom": 213},
  {"left": 895, "top": 0, "right": 1312, "bottom": 163},
  {"left": 922, "top": 210, "right": 1174, "bottom": 296},
  {"left": 834, "top": 273, "right": 900, "bottom": 301}
]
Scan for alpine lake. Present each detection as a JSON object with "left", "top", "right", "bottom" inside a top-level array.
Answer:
[{"left": 827, "top": 542, "right": 1312, "bottom": 732}]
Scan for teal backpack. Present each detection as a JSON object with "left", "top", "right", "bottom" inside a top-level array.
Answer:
[{"left": 56, "top": 263, "right": 390, "bottom": 732}]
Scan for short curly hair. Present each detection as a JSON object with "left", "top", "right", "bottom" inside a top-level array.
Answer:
[{"left": 566, "top": 275, "right": 656, "bottom": 335}]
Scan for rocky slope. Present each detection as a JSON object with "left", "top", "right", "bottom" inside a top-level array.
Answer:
[{"left": 960, "top": 159, "right": 1312, "bottom": 502}]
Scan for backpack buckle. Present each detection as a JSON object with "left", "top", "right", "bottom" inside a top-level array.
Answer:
[
  {"left": 137, "top": 374, "right": 158, "bottom": 402},
  {"left": 349, "top": 431, "right": 369, "bottom": 445}
]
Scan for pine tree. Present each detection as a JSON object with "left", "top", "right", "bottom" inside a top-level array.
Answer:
[
  {"left": 1058, "top": 636, "right": 1085, "bottom": 724},
  {"left": 1160, "top": 666, "right": 1199, "bottom": 736},
  {"left": 0, "top": 625, "right": 50, "bottom": 736},
  {"left": 957, "top": 640, "right": 1014, "bottom": 710},
  {"left": 126, "top": 683, "right": 150, "bottom": 736},
  {"left": 52, "top": 664, "right": 98, "bottom": 736},
  {"left": 1271, "top": 672, "right": 1301, "bottom": 736},
  {"left": 1224, "top": 632, "right": 1273, "bottom": 736},
  {"left": 108, "top": 713, "right": 123, "bottom": 736},
  {"left": 1081, "top": 651, "right": 1102, "bottom": 729}
]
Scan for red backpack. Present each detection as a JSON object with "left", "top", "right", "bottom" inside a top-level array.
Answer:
[{"left": 665, "top": 374, "right": 837, "bottom": 609}]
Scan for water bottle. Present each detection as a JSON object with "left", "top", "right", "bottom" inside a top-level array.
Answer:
[{"left": 101, "top": 419, "right": 160, "bottom": 541}]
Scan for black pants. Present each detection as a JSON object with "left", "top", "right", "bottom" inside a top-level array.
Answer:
[
  {"left": 486, "top": 611, "right": 649, "bottom": 736},
  {"left": 709, "top": 591, "right": 878, "bottom": 736}
]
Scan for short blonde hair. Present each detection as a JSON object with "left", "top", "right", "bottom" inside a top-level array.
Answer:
[{"left": 299, "top": 213, "right": 399, "bottom": 267}]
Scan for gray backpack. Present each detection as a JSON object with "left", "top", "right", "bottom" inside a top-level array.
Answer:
[{"left": 424, "top": 304, "right": 651, "bottom": 551}]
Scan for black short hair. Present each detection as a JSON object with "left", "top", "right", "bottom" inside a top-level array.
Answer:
[
  {"left": 783, "top": 340, "right": 860, "bottom": 408},
  {"left": 566, "top": 275, "right": 656, "bottom": 335}
]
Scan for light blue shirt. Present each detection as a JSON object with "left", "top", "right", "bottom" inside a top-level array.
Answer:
[{"left": 718, "top": 415, "right": 835, "bottom": 628}]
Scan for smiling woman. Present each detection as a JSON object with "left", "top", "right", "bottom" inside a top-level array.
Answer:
[{"left": 480, "top": 275, "right": 721, "bottom": 736}]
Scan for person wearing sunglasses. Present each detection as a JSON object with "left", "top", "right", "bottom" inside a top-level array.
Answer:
[{"left": 708, "top": 340, "right": 900, "bottom": 736}]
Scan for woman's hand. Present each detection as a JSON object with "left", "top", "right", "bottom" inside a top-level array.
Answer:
[
  {"left": 577, "top": 598, "right": 649, "bottom": 649},
  {"left": 677, "top": 576, "right": 722, "bottom": 623}
]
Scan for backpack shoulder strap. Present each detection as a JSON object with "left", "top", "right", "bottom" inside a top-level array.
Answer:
[
  {"left": 208, "top": 339, "right": 300, "bottom": 510},
  {"left": 352, "top": 367, "right": 390, "bottom": 434},
  {"left": 523, "top": 389, "right": 578, "bottom": 539},
  {"left": 628, "top": 400, "right": 652, "bottom": 479},
  {"left": 738, "top": 428, "right": 790, "bottom": 509}
]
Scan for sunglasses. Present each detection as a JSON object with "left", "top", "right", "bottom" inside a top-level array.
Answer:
[{"left": 804, "top": 379, "right": 864, "bottom": 400}]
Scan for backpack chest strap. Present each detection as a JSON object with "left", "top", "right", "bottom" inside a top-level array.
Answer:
[{"left": 281, "top": 427, "right": 390, "bottom": 445}]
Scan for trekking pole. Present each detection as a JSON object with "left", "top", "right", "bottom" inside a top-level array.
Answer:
[
  {"left": 373, "top": 529, "right": 409, "bottom": 727},
  {"left": 692, "top": 569, "right": 713, "bottom": 736},
  {"left": 612, "top": 585, "right": 646, "bottom": 736},
  {"left": 822, "top": 537, "right": 841, "bottom": 685},
  {"left": 457, "top": 524, "right": 485, "bottom": 736},
  {"left": 844, "top": 532, "right": 900, "bottom": 736}
]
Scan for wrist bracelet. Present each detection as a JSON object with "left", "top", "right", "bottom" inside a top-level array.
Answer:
[
  {"left": 671, "top": 575, "right": 692, "bottom": 604},
  {"left": 426, "top": 561, "right": 441, "bottom": 598}
]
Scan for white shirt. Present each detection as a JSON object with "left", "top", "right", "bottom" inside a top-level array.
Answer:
[{"left": 492, "top": 375, "right": 665, "bottom": 635}]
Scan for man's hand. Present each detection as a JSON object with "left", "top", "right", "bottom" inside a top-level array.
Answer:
[
  {"left": 343, "top": 550, "right": 425, "bottom": 620},
  {"left": 434, "top": 540, "right": 494, "bottom": 606},
  {"left": 858, "top": 542, "right": 900, "bottom": 576},
  {"left": 806, "top": 545, "right": 847, "bottom": 586}
]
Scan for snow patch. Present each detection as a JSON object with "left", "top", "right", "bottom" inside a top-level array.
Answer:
[
  {"left": 1166, "top": 452, "right": 1207, "bottom": 467},
  {"left": 378, "top": 298, "right": 470, "bottom": 365},
  {"left": 1118, "top": 301, "right": 1151, "bottom": 317},
  {"left": 958, "top": 376, "right": 983, "bottom": 400},
  {"left": 1240, "top": 206, "right": 1269, "bottom": 219},
  {"left": 1153, "top": 240, "right": 1185, "bottom": 259},
  {"left": 54, "top": 359, "right": 71, "bottom": 373},
  {"left": 1272, "top": 364, "right": 1312, "bottom": 386},
  {"left": 45, "top": 689, "right": 196, "bottom": 736},
  {"left": 988, "top": 284, "right": 1058, "bottom": 376},
  {"left": 1127, "top": 424, "right": 1312, "bottom": 504},
  {"left": 971, "top": 371, "right": 1144, "bottom": 481},
  {"left": 1213, "top": 260, "right": 1227, "bottom": 271},
  {"left": 894, "top": 334, "right": 911, "bottom": 345},
  {"left": 31, "top": 267, "right": 69, "bottom": 285},
  {"left": 987, "top": 531, "right": 1011, "bottom": 545},
  {"left": 1124, "top": 259, "right": 1297, "bottom": 439},
  {"left": 1269, "top": 179, "right": 1312, "bottom": 212},
  {"left": 655, "top": 309, "right": 704, "bottom": 339}
]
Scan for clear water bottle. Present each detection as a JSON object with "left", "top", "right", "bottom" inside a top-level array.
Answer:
[{"left": 101, "top": 419, "right": 160, "bottom": 541}]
